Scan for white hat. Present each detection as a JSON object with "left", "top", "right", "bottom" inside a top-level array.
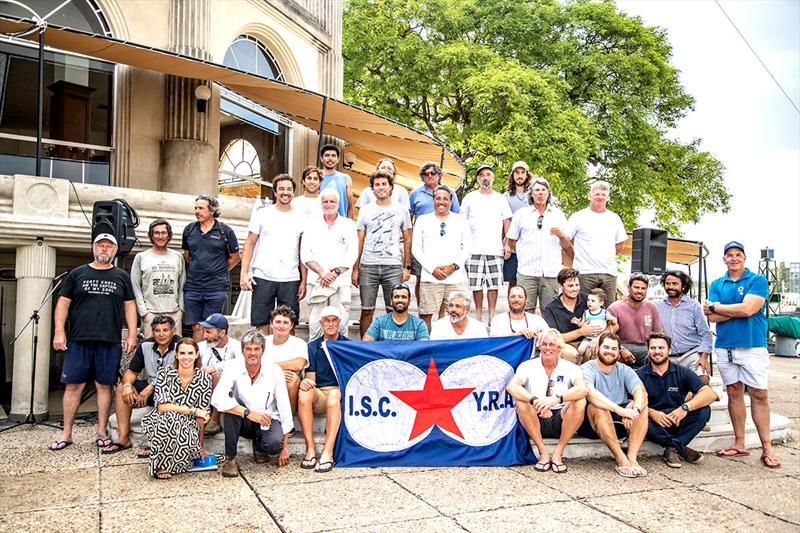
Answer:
[
  {"left": 319, "top": 305, "right": 341, "bottom": 319},
  {"left": 93, "top": 233, "right": 117, "bottom": 245},
  {"left": 512, "top": 160, "right": 529, "bottom": 172}
]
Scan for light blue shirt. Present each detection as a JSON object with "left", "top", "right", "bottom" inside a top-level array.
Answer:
[
  {"left": 409, "top": 184, "right": 459, "bottom": 220},
  {"left": 656, "top": 296, "right": 713, "bottom": 354}
]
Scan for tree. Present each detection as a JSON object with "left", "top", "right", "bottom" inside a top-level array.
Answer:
[{"left": 343, "top": 0, "right": 730, "bottom": 233}]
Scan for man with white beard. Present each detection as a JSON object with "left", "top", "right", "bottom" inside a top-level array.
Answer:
[{"left": 430, "top": 291, "right": 489, "bottom": 340}]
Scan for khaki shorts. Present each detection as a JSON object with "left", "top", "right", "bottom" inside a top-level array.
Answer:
[
  {"left": 313, "top": 386, "right": 340, "bottom": 415},
  {"left": 418, "top": 282, "right": 467, "bottom": 316}
]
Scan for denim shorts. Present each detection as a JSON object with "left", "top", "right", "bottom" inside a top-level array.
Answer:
[{"left": 357, "top": 263, "right": 403, "bottom": 310}]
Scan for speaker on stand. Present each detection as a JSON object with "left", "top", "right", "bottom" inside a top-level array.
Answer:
[
  {"left": 91, "top": 199, "right": 140, "bottom": 258},
  {"left": 631, "top": 227, "right": 668, "bottom": 275}
]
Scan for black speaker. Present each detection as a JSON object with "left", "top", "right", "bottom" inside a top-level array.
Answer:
[
  {"left": 92, "top": 199, "right": 139, "bottom": 258},
  {"left": 631, "top": 227, "right": 667, "bottom": 275}
]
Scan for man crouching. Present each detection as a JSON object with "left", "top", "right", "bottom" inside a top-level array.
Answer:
[
  {"left": 506, "top": 328, "right": 588, "bottom": 473},
  {"left": 211, "top": 329, "right": 293, "bottom": 477}
]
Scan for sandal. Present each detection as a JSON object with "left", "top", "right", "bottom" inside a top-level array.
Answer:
[
  {"left": 551, "top": 462, "right": 568, "bottom": 474},
  {"left": 300, "top": 456, "right": 318, "bottom": 470},
  {"left": 48, "top": 440, "right": 73, "bottom": 452},
  {"left": 315, "top": 460, "right": 334, "bottom": 473},
  {"left": 615, "top": 466, "right": 637, "bottom": 478},
  {"left": 760, "top": 455, "right": 781, "bottom": 469},
  {"left": 715, "top": 447, "right": 750, "bottom": 458},
  {"left": 101, "top": 441, "right": 132, "bottom": 454},
  {"left": 533, "top": 460, "right": 551, "bottom": 473},
  {"left": 95, "top": 435, "right": 112, "bottom": 448},
  {"left": 154, "top": 470, "right": 172, "bottom": 480},
  {"left": 136, "top": 448, "right": 152, "bottom": 459}
]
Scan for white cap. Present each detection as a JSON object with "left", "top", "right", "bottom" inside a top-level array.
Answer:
[
  {"left": 512, "top": 160, "right": 529, "bottom": 172},
  {"left": 319, "top": 305, "right": 341, "bottom": 319},
  {"left": 93, "top": 233, "right": 117, "bottom": 245}
]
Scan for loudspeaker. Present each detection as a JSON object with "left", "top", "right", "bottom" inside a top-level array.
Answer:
[
  {"left": 92, "top": 199, "right": 139, "bottom": 258},
  {"left": 631, "top": 227, "right": 667, "bottom": 275}
]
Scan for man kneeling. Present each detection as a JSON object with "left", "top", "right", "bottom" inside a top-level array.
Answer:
[
  {"left": 211, "top": 329, "right": 293, "bottom": 477},
  {"left": 506, "top": 328, "right": 588, "bottom": 473},
  {"left": 298, "top": 306, "right": 348, "bottom": 473}
]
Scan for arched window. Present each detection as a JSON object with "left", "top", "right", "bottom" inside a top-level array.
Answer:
[
  {"left": 219, "top": 139, "right": 261, "bottom": 184},
  {"left": 223, "top": 36, "right": 284, "bottom": 82}
]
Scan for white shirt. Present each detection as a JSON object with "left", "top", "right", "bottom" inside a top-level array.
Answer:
[
  {"left": 211, "top": 359, "right": 294, "bottom": 434},
  {"left": 506, "top": 205, "right": 567, "bottom": 277},
  {"left": 248, "top": 205, "right": 304, "bottom": 281},
  {"left": 356, "top": 201, "right": 412, "bottom": 266},
  {"left": 514, "top": 357, "right": 582, "bottom": 410},
  {"left": 301, "top": 214, "right": 358, "bottom": 289},
  {"left": 489, "top": 312, "right": 549, "bottom": 338},
  {"left": 430, "top": 317, "right": 488, "bottom": 340},
  {"left": 263, "top": 335, "right": 308, "bottom": 367},
  {"left": 460, "top": 190, "right": 512, "bottom": 256},
  {"left": 198, "top": 338, "right": 243, "bottom": 372},
  {"left": 565, "top": 208, "right": 627, "bottom": 275},
  {"left": 291, "top": 195, "right": 323, "bottom": 221},
  {"left": 411, "top": 212, "right": 470, "bottom": 284},
  {"left": 356, "top": 186, "right": 410, "bottom": 209}
]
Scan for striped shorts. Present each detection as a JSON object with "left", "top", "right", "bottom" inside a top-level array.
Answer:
[{"left": 466, "top": 254, "right": 504, "bottom": 291}]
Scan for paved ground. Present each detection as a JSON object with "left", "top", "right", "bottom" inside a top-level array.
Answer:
[{"left": 0, "top": 356, "right": 798, "bottom": 532}]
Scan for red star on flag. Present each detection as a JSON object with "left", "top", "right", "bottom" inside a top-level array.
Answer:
[{"left": 390, "top": 358, "right": 475, "bottom": 441}]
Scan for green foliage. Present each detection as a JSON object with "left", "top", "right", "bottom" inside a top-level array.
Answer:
[{"left": 343, "top": 0, "right": 730, "bottom": 233}]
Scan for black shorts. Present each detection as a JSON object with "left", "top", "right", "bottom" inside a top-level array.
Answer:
[
  {"left": 539, "top": 408, "right": 563, "bottom": 438},
  {"left": 577, "top": 404, "right": 628, "bottom": 440},
  {"left": 251, "top": 277, "right": 300, "bottom": 326},
  {"left": 132, "top": 379, "right": 156, "bottom": 407},
  {"left": 60, "top": 340, "right": 122, "bottom": 385}
]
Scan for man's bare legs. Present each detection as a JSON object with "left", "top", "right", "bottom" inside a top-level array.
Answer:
[
  {"left": 725, "top": 382, "right": 748, "bottom": 451},
  {"left": 55, "top": 382, "right": 85, "bottom": 446},
  {"left": 749, "top": 386, "right": 779, "bottom": 465},
  {"left": 551, "top": 398, "right": 586, "bottom": 465},
  {"left": 486, "top": 289, "right": 498, "bottom": 323},
  {"left": 515, "top": 401, "right": 549, "bottom": 463},
  {"left": 318, "top": 389, "right": 341, "bottom": 466}
]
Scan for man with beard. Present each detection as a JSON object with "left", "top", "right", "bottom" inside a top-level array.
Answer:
[
  {"left": 197, "top": 313, "right": 243, "bottom": 435},
  {"left": 363, "top": 283, "right": 429, "bottom": 341},
  {"left": 49, "top": 233, "right": 138, "bottom": 452},
  {"left": 489, "top": 286, "right": 548, "bottom": 341},
  {"left": 319, "top": 144, "right": 354, "bottom": 219},
  {"left": 501, "top": 161, "right": 532, "bottom": 293},
  {"left": 240, "top": 174, "right": 306, "bottom": 332},
  {"left": 656, "top": 270, "right": 712, "bottom": 384},
  {"left": 636, "top": 332, "right": 715, "bottom": 468},
  {"left": 607, "top": 273, "right": 663, "bottom": 368},
  {"left": 352, "top": 170, "right": 413, "bottom": 338},
  {"left": 544, "top": 268, "right": 605, "bottom": 364},
  {"left": 579, "top": 332, "right": 649, "bottom": 478},
  {"left": 430, "top": 291, "right": 488, "bottom": 340}
]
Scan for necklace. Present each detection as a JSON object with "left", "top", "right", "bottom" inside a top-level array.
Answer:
[{"left": 508, "top": 312, "right": 528, "bottom": 333}]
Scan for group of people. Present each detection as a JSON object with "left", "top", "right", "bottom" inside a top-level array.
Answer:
[{"left": 45, "top": 144, "right": 780, "bottom": 477}]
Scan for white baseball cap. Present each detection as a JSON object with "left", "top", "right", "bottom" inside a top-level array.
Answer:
[
  {"left": 319, "top": 305, "right": 341, "bottom": 319},
  {"left": 512, "top": 160, "right": 529, "bottom": 172},
  {"left": 93, "top": 233, "right": 117, "bottom": 245}
]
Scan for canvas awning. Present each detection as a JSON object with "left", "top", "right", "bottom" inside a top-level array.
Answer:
[{"left": 0, "top": 16, "right": 464, "bottom": 189}]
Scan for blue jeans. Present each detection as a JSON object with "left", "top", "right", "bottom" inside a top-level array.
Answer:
[{"left": 646, "top": 406, "right": 711, "bottom": 452}]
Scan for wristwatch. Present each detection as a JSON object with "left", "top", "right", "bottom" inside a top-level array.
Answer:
[
  {"left": 632, "top": 405, "right": 641, "bottom": 414},
  {"left": 529, "top": 396, "right": 538, "bottom": 405},
  {"left": 558, "top": 395, "right": 564, "bottom": 404},
  {"left": 333, "top": 267, "right": 342, "bottom": 275},
  {"left": 242, "top": 407, "right": 251, "bottom": 419},
  {"left": 404, "top": 264, "right": 412, "bottom": 270},
  {"left": 681, "top": 403, "right": 690, "bottom": 412},
  {"left": 451, "top": 263, "right": 460, "bottom": 271},
  {"left": 709, "top": 303, "right": 716, "bottom": 313}
]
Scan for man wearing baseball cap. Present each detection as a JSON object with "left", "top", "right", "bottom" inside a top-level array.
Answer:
[
  {"left": 49, "top": 232, "right": 138, "bottom": 452},
  {"left": 704, "top": 241, "right": 779, "bottom": 468},
  {"left": 197, "top": 312, "right": 242, "bottom": 435},
  {"left": 298, "top": 305, "right": 349, "bottom": 472},
  {"left": 501, "top": 161, "right": 533, "bottom": 294}
]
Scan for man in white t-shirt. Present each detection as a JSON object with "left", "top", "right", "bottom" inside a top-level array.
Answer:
[
  {"left": 197, "top": 313, "right": 243, "bottom": 435},
  {"left": 490, "top": 286, "right": 549, "bottom": 340},
  {"left": 262, "top": 305, "right": 308, "bottom": 413},
  {"left": 291, "top": 166, "right": 323, "bottom": 220},
  {"left": 506, "top": 328, "right": 588, "bottom": 473},
  {"left": 564, "top": 181, "right": 627, "bottom": 304},
  {"left": 461, "top": 164, "right": 512, "bottom": 323},
  {"left": 430, "top": 291, "right": 488, "bottom": 340},
  {"left": 240, "top": 174, "right": 306, "bottom": 333}
]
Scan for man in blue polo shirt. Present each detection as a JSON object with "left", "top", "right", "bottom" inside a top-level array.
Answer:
[
  {"left": 636, "top": 332, "right": 716, "bottom": 468},
  {"left": 298, "top": 306, "right": 349, "bottom": 473},
  {"left": 182, "top": 195, "right": 240, "bottom": 341},
  {"left": 363, "top": 283, "right": 429, "bottom": 341},
  {"left": 704, "top": 240, "right": 779, "bottom": 468}
]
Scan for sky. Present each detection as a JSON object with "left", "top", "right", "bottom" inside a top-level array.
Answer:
[{"left": 615, "top": 0, "right": 800, "bottom": 280}]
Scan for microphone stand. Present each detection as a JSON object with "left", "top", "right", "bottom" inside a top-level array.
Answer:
[{"left": 0, "top": 272, "right": 68, "bottom": 432}]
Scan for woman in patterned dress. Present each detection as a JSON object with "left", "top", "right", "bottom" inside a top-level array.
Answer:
[{"left": 142, "top": 338, "right": 212, "bottom": 479}]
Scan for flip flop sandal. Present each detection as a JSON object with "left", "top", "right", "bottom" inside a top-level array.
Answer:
[
  {"left": 715, "top": 447, "right": 750, "bottom": 458},
  {"left": 551, "top": 462, "right": 568, "bottom": 474},
  {"left": 315, "top": 460, "right": 334, "bottom": 473},
  {"left": 300, "top": 456, "right": 318, "bottom": 470},
  {"left": 760, "top": 455, "right": 782, "bottom": 469},
  {"left": 534, "top": 460, "right": 551, "bottom": 473},
  {"left": 48, "top": 440, "right": 73, "bottom": 452},
  {"left": 95, "top": 435, "right": 112, "bottom": 448},
  {"left": 615, "top": 466, "right": 637, "bottom": 478},
  {"left": 136, "top": 448, "right": 152, "bottom": 459},
  {"left": 154, "top": 471, "right": 172, "bottom": 480},
  {"left": 101, "top": 442, "right": 132, "bottom": 454}
]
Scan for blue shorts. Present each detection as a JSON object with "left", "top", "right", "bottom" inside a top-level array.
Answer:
[
  {"left": 61, "top": 340, "right": 122, "bottom": 385},
  {"left": 184, "top": 290, "right": 228, "bottom": 325},
  {"left": 502, "top": 252, "right": 518, "bottom": 283},
  {"left": 132, "top": 379, "right": 156, "bottom": 406}
]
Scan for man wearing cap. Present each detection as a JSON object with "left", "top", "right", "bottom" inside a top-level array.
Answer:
[
  {"left": 505, "top": 174, "right": 571, "bottom": 313},
  {"left": 501, "top": 161, "right": 532, "bottom": 294},
  {"left": 182, "top": 195, "right": 240, "bottom": 342},
  {"left": 563, "top": 181, "right": 627, "bottom": 305},
  {"left": 131, "top": 219, "right": 185, "bottom": 338},
  {"left": 50, "top": 233, "right": 138, "bottom": 452},
  {"left": 298, "top": 305, "right": 349, "bottom": 472},
  {"left": 197, "top": 313, "right": 243, "bottom": 435},
  {"left": 363, "top": 283, "right": 429, "bottom": 341},
  {"left": 705, "top": 241, "right": 779, "bottom": 468},
  {"left": 460, "top": 164, "right": 512, "bottom": 323}
]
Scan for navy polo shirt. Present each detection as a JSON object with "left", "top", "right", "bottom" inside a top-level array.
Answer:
[
  {"left": 543, "top": 293, "right": 589, "bottom": 340},
  {"left": 307, "top": 335, "right": 350, "bottom": 388},
  {"left": 708, "top": 268, "right": 768, "bottom": 348},
  {"left": 182, "top": 220, "right": 239, "bottom": 292},
  {"left": 636, "top": 362, "right": 705, "bottom": 412}
]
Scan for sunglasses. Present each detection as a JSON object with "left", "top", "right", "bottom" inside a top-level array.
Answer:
[
  {"left": 537, "top": 214, "right": 544, "bottom": 230},
  {"left": 546, "top": 379, "right": 554, "bottom": 397},
  {"left": 440, "top": 222, "right": 446, "bottom": 236},
  {"left": 422, "top": 170, "right": 438, "bottom": 177},
  {"left": 391, "top": 283, "right": 410, "bottom": 291}
]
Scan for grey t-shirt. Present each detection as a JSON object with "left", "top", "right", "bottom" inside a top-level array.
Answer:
[
  {"left": 356, "top": 201, "right": 412, "bottom": 266},
  {"left": 581, "top": 360, "right": 642, "bottom": 405},
  {"left": 503, "top": 191, "right": 530, "bottom": 214}
]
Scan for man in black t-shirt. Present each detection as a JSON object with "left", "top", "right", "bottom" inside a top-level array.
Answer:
[{"left": 49, "top": 233, "right": 138, "bottom": 452}]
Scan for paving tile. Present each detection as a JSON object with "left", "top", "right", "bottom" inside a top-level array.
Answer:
[
  {"left": 101, "top": 492, "right": 280, "bottom": 532},
  {"left": 586, "top": 487, "right": 797, "bottom": 532},
  {"left": 253, "top": 474, "right": 439, "bottom": 533},
  {"left": 0, "top": 423, "right": 97, "bottom": 450},
  {"left": 455, "top": 500, "right": 639, "bottom": 533},
  {"left": 782, "top": 439, "right": 800, "bottom": 451},
  {"left": 510, "top": 459, "right": 673, "bottom": 499},
  {"left": 387, "top": 467, "right": 569, "bottom": 514},
  {"left": 701, "top": 476, "right": 800, "bottom": 524},
  {"left": 98, "top": 445, "right": 148, "bottom": 468},
  {"left": 727, "top": 445, "right": 800, "bottom": 477},
  {"left": 0, "top": 504, "right": 99, "bottom": 532},
  {"left": 239, "top": 455, "right": 384, "bottom": 486},
  {"left": 0, "top": 441, "right": 98, "bottom": 475},
  {"left": 640, "top": 451, "right": 773, "bottom": 486},
  {"left": 326, "top": 516, "right": 465, "bottom": 533},
  {"left": 0, "top": 468, "right": 98, "bottom": 513},
  {"left": 101, "top": 463, "right": 253, "bottom": 503}
]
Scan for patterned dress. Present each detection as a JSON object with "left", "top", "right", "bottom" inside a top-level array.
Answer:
[{"left": 141, "top": 366, "right": 211, "bottom": 476}]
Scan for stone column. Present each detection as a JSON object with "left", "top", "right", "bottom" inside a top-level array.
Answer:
[{"left": 10, "top": 242, "right": 56, "bottom": 421}]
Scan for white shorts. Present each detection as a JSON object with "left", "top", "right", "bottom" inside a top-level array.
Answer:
[
  {"left": 670, "top": 347, "right": 708, "bottom": 377},
  {"left": 715, "top": 347, "right": 769, "bottom": 390}
]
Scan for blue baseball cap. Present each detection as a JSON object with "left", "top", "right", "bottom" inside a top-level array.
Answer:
[
  {"left": 723, "top": 241, "right": 745, "bottom": 254},
  {"left": 198, "top": 313, "right": 228, "bottom": 330}
]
